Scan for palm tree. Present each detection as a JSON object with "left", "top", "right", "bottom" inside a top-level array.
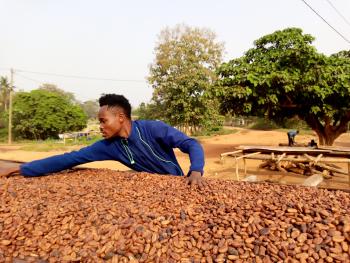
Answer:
[{"left": 0, "top": 76, "right": 11, "bottom": 111}]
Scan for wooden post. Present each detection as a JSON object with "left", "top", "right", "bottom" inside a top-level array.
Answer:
[
  {"left": 220, "top": 150, "right": 243, "bottom": 164},
  {"left": 244, "top": 158, "right": 247, "bottom": 176},
  {"left": 8, "top": 68, "right": 14, "bottom": 145},
  {"left": 235, "top": 156, "right": 239, "bottom": 181}
]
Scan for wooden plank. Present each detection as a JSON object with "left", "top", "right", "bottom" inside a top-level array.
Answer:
[
  {"left": 220, "top": 150, "right": 242, "bottom": 157},
  {"left": 239, "top": 145, "right": 350, "bottom": 158},
  {"left": 241, "top": 155, "right": 350, "bottom": 163},
  {"left": 220, "top": 150, "right": 243, "bottom": 164},
  {"left": 239, "top": 145, "right": 331, "bottom": 153},
  {"left": 236, "top": 152, "right": 261, "bottom": 160}
]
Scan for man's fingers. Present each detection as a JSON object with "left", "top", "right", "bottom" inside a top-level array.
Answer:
[
  {"left": 190, "top": 178, "right": 196, "bottom": 186},
  {"left": 198, "top": 181, "right": 204, "bottom": 189}
]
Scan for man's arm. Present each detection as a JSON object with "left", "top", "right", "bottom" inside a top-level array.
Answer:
[
  {"left": 19, "top": 141, "right": 112, "bottom": 176},
  {"left": 0, "top": 166, "right": 20, "bottom": 178},
  {"left": 150, "top": 121, "right": 206, "bottom": 187}
]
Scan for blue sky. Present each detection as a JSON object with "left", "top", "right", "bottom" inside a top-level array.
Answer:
[{"left": 1, "top": 0, "right": 349, "bottom": 107}]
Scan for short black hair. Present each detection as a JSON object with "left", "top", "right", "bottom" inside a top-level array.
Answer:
[{"left": 99, "top": 94, "right": 131, "bottom": 119}]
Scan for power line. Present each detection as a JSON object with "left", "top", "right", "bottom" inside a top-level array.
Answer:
[
  {"left": 15, "top": 72, "right": 43, "bottom": 84},
  {"left": 1, "top": 67, "right": 146, "bottom": 83},
  {"left": 16, "top": 69, "right": 145, "bottom": 83},
  {"left": 325, "top": 0, "right": 350, "bottom": 29},
  {"left": 300, "top": 0, "right": 350, "bottom": 44}
]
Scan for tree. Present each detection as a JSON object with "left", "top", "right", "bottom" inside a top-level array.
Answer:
[
  {"left": 215, "top": 28, "right": 350, "bottom": 145},
  {"left": 148, "top": 24, "right": 224, "bottom": 133},
  {"left": 39, "top": 83, "right": 77, "bottom": 103},
  {"left": 135, "top": 102, "right": 163, "bottom": 120},
  {"left": 12, "top": 89, "right": 87, "bottom": 140},
  {"left": 0, "top": 76, "right": 11, "bottom": 111},
  {"left": 80, "top": 100, "right": 99, "bottom": 119},
  {"left": 0, "top": 76, "right": 12, "bottom": 128}
]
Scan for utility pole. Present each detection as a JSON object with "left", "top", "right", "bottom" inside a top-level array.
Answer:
[{"left": 8, "top": 68, "right": 14, "bottom": 144}]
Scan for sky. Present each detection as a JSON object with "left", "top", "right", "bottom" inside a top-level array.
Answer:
[{"left": 1, "top": 0, "right": 350, "bottom": 107}]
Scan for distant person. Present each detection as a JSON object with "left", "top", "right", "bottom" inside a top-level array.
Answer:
[
  {"left": 308, "top": 139, "right": 318, "bottom": 148},
  {"left": 0, "top": 94, "right": 206, "bottom": 188},
  {"left": 287, "top": 130, "right": 299, "bottom": 146}
]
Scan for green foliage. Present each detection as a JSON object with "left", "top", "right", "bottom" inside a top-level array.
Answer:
[
  {"left": 249, "top": 118, "right": 280, "bottom": 130},
  {"left": 148, "top": 24, "right": 224, "bottom": 132},
  {"left": 39, "top": 83, "right": 77, "bottom": 103},
  {"left": 0, "top": 127, "right": 7, "bottom": 142},
  {"left": 80, "top": 100, "right": 99, "bottom": 119},
  {"left": 12, "top": 89, "right": 87, "bottom": 140},
  {"left": 135, "top": 102, "right": 162, "bottom": 120},
  {"left": 215, "top": 27, "right": 350, "bottom": 145},
  {"left": 281, "top": 117, "right": 310, "bottom": 130},
  {"left": 0, "top": 76, "right": 11, "bottom": 128}
]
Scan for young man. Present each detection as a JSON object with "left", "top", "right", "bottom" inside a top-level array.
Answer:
[
  {"left": 0, "top": 94, "right": 206, "bottom": 187},
  {"left": 287, "top": 130, "right": 299, "bottom": 146}
]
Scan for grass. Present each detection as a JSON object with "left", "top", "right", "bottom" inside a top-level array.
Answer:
[{"left": 13, "top": 135, "right": 103, "bottom": 152}]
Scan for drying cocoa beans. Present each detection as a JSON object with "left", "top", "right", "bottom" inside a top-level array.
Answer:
[{"left": 0, "top": 169, "right": 349, "bottom": 262}]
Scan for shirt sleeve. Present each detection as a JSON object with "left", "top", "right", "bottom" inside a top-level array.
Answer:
[
  {"left": 20, "top": 140, "right": 112, "bottom": 176},
  {"left": 150, "top": 121, "right": 205, "bottom": 175}
]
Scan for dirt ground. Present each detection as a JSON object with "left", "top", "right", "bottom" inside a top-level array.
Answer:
[{"left": 0, "top": 128, "right": 349, "bottom": 190}]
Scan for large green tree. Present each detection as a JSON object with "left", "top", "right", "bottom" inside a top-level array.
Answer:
[
  {"left": 12, "top": 89, "right": 87, "bottom": 140},
  {"left": 148, "top": 24, "right": 224, "bottom": 133},
  {"left": 215, "top": 28, "right": 350, "bottom": 145}
]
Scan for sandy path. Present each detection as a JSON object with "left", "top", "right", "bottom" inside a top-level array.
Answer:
[{"left": 1, "top": 128, "right": 349, "bottom": 190}]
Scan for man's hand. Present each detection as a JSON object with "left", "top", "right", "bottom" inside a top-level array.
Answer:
[
  {"left": 185, "top": 171, "right": 207, "bottom": 189},
  {"left": 0, "top": 167, "right": 20, "bottom": 178}
]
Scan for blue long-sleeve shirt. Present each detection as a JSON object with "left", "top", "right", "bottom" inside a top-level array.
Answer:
[
  {"left": 287, "top": 130, "right": 298, "bottom": 138},
  {"left": 20, "top": 120, "right": 205, "bottom": 177}
]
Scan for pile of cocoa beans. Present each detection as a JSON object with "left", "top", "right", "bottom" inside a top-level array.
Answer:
[{"left": 1, "top": 169, "right": 349, "bottom": 262}]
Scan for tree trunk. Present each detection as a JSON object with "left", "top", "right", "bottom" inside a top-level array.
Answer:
[
  {"left": 317, "top": 132, "right": 338, "bottom": 146},
  {"left": 304, "top": 115, "right": 349, "bottom": 146}
]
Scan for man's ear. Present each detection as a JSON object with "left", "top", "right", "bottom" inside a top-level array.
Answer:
[{"left": 118, "top": 111, "right": 126, "bottom": 122}]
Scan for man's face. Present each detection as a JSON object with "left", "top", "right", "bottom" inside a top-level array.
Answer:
[{"left": 98, "top": 106, "right": 125, "bottom": 139}]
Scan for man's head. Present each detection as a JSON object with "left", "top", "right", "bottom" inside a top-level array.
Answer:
[{"left": 98, "top": 94, "right": 132, "bottom": 139}]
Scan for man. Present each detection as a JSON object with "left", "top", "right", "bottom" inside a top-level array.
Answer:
[
  {"left": 0, "top": 94, "right": 206, "bottom": 187},
  {"left": 287, "top": 130, "right": 299, "bottom": 146}
]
